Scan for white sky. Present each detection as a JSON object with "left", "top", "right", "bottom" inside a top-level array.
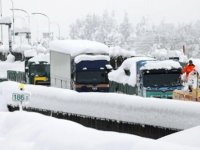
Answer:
[{"left": 1, "top": 0, "right": 200, "bottom": 38}]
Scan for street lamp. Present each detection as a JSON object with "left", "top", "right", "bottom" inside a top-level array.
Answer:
[
  {"left": 10, "top": 8, "right": 31, "bottom": 43},
  {"left": 32, "top": 12, "right": 50, "bottom": 40},
  {"left": 10, "top": 8, "right": 30, "bottom": 30}
]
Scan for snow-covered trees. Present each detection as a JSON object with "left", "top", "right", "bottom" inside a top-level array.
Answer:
[
  {"left": 69, "top": 11, "right": 200, "bottom": 57},
  {"left": 69, "top": 11, "right": 133, "bottom": 48}
]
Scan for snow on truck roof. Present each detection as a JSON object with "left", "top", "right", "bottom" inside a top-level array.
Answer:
[
  {"left": 140, "top": 60, "right": 182, "bottom": 70},
  {"left": 49, "top": 40, "right": 109, "bottom": 57},
  {"left": 74, "top": 54, "right": 110, "bottom": 63},
  {"left": 28, "top": 53, "right": 50, "bottom": 64}
]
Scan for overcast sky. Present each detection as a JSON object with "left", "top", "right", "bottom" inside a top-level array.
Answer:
[{"left": 1, "top": 0, "right": 200, "bottom": 38}]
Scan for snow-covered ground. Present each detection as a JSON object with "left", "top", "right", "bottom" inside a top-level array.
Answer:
[
  {"left": 0, "top": 111, "right": 199, "bottom": 150},
  {"left": 1, "top": 81, "right": 200, "bottom": 130},
  {"left": 0, "top": 78, "right": 200, "bottom": 149},
  {"left": 0, "top": 84, "right": 200, "bottom": 150}
]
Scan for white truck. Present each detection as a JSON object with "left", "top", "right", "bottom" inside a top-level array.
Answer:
[{"left": 49, "top": 40, "right": 111, "bottom": 92}]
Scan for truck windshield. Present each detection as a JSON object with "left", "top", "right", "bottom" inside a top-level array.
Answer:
[
  {"left": 143, "top": 73, "right": 181, "bottom": 87},
  {"left": 76, "top": 71, "right": 109, "bottom": 84},
  {"left": 29, "top": 64, "right": 50, "bottom": 77}
]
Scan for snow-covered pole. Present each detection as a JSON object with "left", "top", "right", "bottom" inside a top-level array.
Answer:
[{"left": 8, "top": 23, "right": 12, "bottom": 54}]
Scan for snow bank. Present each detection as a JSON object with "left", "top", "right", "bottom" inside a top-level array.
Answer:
[
  {"left": 0, "top": 111, "right": 199, "bottom": 150},
  {"left": 108, "top": 57, "right": 154, "bottom": 86},
  {"left": 49, "top": 40, "right": 109, "bottom": 57},
  {"left": 1, "top": 81, "right": 200, "bottom": 130}
]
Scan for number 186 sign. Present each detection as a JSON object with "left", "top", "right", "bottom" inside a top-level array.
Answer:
[{"left": 12, "top": 92, "right": 31, "bottom": 102}]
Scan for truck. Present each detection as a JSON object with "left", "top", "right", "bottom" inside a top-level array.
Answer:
[
  {"left": 49, "top": 40, "right": 111, "bottom": 92},
  {"left": 7, "top": 53, "right": 50, "bottom": 86},
  {"left": 25, "top": 54, "right": 50, "bottom": 85},
  {"left": 109, "top": 57, "right": 183, "bottom": 98}
]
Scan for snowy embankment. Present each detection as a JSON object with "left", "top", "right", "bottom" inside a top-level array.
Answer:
[
  {"left": 0, "top": 111, "right": 199, "bottom": 150},
  {"left": 1, "top": 81, "right": 200, "bottom": 130}
]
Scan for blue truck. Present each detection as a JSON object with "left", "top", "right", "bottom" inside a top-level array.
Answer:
[{"left": 71, "top": 55, "right": 111, "bottom": 92}]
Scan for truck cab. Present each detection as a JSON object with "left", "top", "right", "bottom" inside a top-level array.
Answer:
[
  {"left": 25, "top": 54, "right": 50, "bottom": 86},
  {"left": 137, "top": 60, "right": 183, "bottom": 98},
  {"left": 72, "top": 54, "right": 111, "bottom": 92}
]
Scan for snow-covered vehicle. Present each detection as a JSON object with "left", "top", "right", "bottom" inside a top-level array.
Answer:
[
  {"left": 109, "top": 57, "right": 183, "bottom": 98},
  {"left": 50, "top": 40, "right": 111, "bottom": 92},
  {"left": 7, "top": 53, "right": 50, "bottom": 86},
  {"left": 25, "top": 54, "right": 50, "bottom": 85}
]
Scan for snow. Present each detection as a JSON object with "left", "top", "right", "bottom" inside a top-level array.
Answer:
[
  {"left": 0, "top": 83, "right": 200, "bottom": 149},
  {"left": 24, "top": 49, "right": 37, "bottom": 57},
  {"left": 0, "top": 61, "right": 24, "bottom": 79},
  {"left": 49, "top": 40, "right": 109, "bottom": 57},
  {"left": 13, "top": 44, "right": 32, "bottom": 53},
  {"left": 159, "top": 126, "right": 200, "bottom": 149},
  {"left": 0, "top": 112, "right": 199, "bottom": 150},
  {"left": 1, "top": 81, "right": 200, "bottom": 130},
  {"left": 150, "top": 48, "right": 188, "bottom": 62},
  {"left": 108, "top": 57, "right": 155, "bottom": 86},
  {"left": 6, "top": 54, "right": 15, "bottom": 62},
  {"left": 190, "top": 58, "right": 200, "bottom": 74},
  {"left": 15, "top": 27, "right": 31, "bottom": 33},
  {"left": 28, "top": 53, "right": 50, "bottom": 64},
  {"left": 0, "top": 17, "right": 12, "bottom": 24},
  {"left": 140, "top": 60, "right": 181, "bottom": 70},
  {"left": 74, "top": 54, "right": 110, "bottom": 63},
  {"left": 0, "top": 44, "right": 9, "bottom": 53},
  {"left": 109, "top": 46, "right": 136, "bottom": 57}
]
